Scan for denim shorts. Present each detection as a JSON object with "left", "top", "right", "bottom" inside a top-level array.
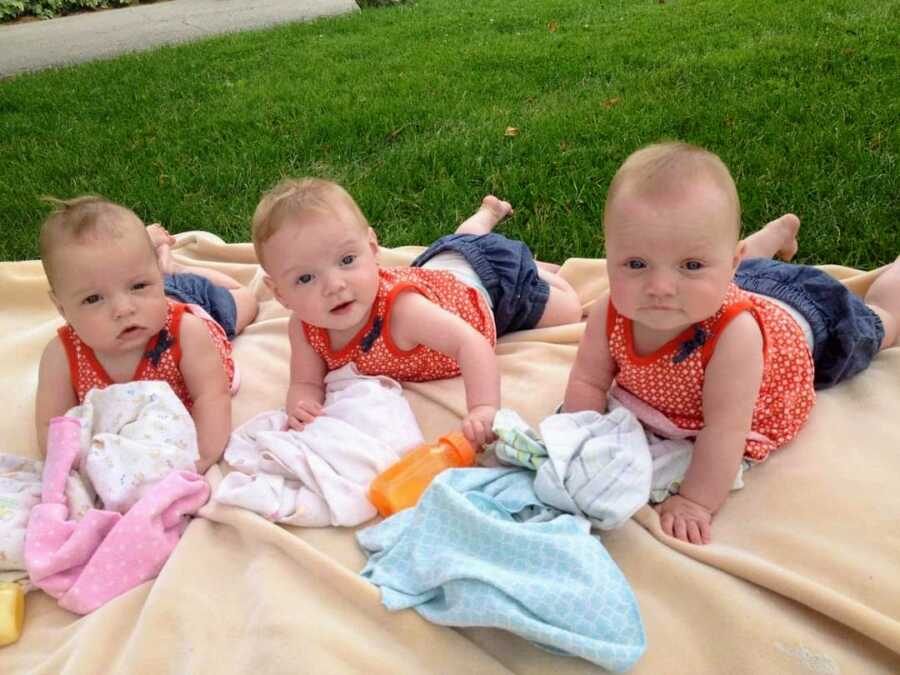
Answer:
[
  {"left": 411, "top": 233, "right": 549, "bottom": 336},
  {"left": 734, "top": 258, "right": 884, "bottom": 389},
  {"left": 164, "top": 272, "right": 238, "bottom": 340}
]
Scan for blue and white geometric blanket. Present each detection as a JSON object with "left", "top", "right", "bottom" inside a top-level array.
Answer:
[{"left": 357, "top": 467, "right": 646, "bottom": 672}]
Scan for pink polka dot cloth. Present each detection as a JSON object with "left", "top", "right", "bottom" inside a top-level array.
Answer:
[{"left": 24, "top": 417, "right": 209, "bottom": 615}]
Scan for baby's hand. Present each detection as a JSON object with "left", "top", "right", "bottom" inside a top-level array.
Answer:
[
  {"left": 286, "top": 400, "right": 323, "bottom": 431},
  {"left": 462, "top": 404, "right": 497, "bottom": 449},
  {"left": 655, "top": 494, "right": 713, "bottom": 545}
]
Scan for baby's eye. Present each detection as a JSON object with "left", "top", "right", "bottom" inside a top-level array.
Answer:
[
  {"left": 341, "top": 255, "right": 356, "bottom": 266},
  {"left": 683, "top": 260, "right": 704, "bottom": 271},
  {"left": 132, "top": 282, "right": 149, "bottom": 291},
  {"left": 297, "top": 274, "right": 314, "bottom": 285},
  {"left": 82, "top": 294, "right": 101, "bottom": 305},
  {"left": 626, "top": 259, "right": 646, "bottom": 270}
]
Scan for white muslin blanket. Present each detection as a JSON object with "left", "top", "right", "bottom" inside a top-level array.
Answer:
[
  {"left": 491, "top": 401, "right": 746, "bottom": 530},
  {"left": 66, "top": 381, "right": 199, "bottom": 513},
  {"left": 215, "top": 364, "right": 424, "bottom": 527}
]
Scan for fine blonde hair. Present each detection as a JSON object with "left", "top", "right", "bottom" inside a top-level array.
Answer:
[
  {"left": 39, "top": 196, "right": 151, "bottom": 288},
  {"left": 604, "top": 141, "right": 742, "bottom": 238},
  {"left": 251, "top": 177, "right": 369, "bottom": 268}
]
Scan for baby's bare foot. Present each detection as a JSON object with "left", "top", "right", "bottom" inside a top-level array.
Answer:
[
  {"left": 480, "top": 195, "right": 514, "bottom": 225},
  {"left": 155, "top": 243, "right": 176, "bottom": 275},
  {"left": 147, "top": 224, "right": 178, "bottom": 274},
  {"left": 767, "top": 213, "right": 800, "bottom": 261},
  {"left": 146, "top": 223, "right": 175, "bottom": 248}
]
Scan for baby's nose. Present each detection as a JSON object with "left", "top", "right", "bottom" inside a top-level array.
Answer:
[
  {"left": 112, "top": 294, "right": 136, "bottom": 317},
  {"left": 324, "top": 272, "right": 347, "bottom": 294},
  {"left": 646, "top": 270, "right": 676, "bottom": 296}
]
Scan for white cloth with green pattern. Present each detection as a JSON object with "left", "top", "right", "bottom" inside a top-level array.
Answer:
[{"left": 489, "top": 406, "right": 746, "bottom": 530}]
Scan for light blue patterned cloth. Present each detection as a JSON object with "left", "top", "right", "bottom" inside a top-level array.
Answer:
[{"left": 357, "top": 467, "right": 646, "bottom": 672}]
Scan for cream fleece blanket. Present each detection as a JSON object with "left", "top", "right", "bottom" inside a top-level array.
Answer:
[{"left": 1, "top": 232, "right": 898, "bottom": 674}]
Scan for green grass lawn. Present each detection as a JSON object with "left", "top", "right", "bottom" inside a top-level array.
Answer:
[{"left": 1, "top": 0, "right": 898, "bottom": 266}]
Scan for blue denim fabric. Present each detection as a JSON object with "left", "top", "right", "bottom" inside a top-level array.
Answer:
[
  {"left": 163, "top": 272, "right": 238, "bottom": 340},
  {"left": 411, "top": 233, "right": 550, "bottom": 336},
  {"left": 734, "top": 258, "right": 884, "bottom": 389}
]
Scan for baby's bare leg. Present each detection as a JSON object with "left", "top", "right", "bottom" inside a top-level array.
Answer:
[
  {"left": 454, "top": 196, "right": 513, "bottom": 236},
  {"left": 230, "top": 287, "right": 260, "bottom": 335},
  {"left": 741, "top": 214, "right": 800, "bottom": 261},
  {"left": 535, "top": 269, "right": 582, "bottom": 328},
  {"left": 865, "top": 256, "right": 900, "bottom": 349},
  {"left": 153, "top": 231, "right": 259, "bottom": 335}
]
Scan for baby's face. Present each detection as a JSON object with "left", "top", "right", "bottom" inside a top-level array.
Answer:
[
  {"left": 263, "top": 205, "right": 380, "bottom": 337},
  {"left": 604, "top": 180, "right": 742, "bottom": 337},
  {"left": 50, "top": 229, "right": 168, "bottom": 358}
]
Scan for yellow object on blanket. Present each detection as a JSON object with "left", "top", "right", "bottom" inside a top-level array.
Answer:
[{"left": 0, "top": 581, "right": 24, "bottom": 647}]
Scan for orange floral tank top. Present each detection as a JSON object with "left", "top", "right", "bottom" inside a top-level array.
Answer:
[
  {"left": 58, "top": 300, "right": 235, "bottom": 411},
  {"left": 302, "top": 267, "right": 496, "bottom": 382},
  {"left": 607, "top": 284, "right": 815, "bottom": 461}
]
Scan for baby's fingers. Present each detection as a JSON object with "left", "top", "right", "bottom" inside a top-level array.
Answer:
[
  {"left": 658, "top": 510, "right": 675, "bottom": 537},
  {"left": 673, "top": 516, "right": 689, "bottom": 543},
  {"left": 293, "top": 401, "right": 322, "bottom": 422},
  {"left": 698, "top": 519, "right": 711, "bottom": 545},
  {"left": 686, "top": 520, "right": 707, "bottom": 545},
  {"left": 462, "top": 419, "right": 478, "bottom": 446},
  {"left": 286, "top": 415, "right": 306, "bottom": 432}
]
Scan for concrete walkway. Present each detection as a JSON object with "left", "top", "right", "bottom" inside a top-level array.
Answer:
[{"left": 0, "top": 0, "right": 358, "bottom": 78}]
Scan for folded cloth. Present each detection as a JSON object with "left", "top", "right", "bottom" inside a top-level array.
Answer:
[
  {"left": 26, "top": 470, "right": 209, "bottom": 614},
  {"left": 215, "top": 364, "right": 423, "bottom": 527},
  {"left": 357, "top": 467, "right": 646, "bottom": 672},
  {"left": 0, "top": 454, "right": 93, "bottom": 587},
  {"left": 25, "top": 414, "right": 209, "bottom": 614},
  {"left": 65, "top": 381, "right": 199, "bottom": 513},
  {"left": 490, "top": 404, "right": 746, "bottom": 530}
]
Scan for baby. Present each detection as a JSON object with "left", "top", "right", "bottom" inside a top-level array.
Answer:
[
  {"left": 34, "top": 196, "right": 253, "bottom": 472},
  {"left": 563, "top": 142, "right": 900, "bottom": 545},
  {"left": 252, "top": 178, "right": 583, "bottom": 447}
]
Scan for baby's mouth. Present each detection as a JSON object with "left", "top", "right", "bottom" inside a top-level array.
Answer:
[
  {"left": 330, "top": 301, "right": 354, "bottom": 314},
  {"left": 118, "top": 325, "right": 143, "bottom": 338}
]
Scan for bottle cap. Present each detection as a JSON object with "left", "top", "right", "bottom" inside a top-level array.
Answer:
[{"left": 439, "top": 431, "right": 476, "bottom": 465}]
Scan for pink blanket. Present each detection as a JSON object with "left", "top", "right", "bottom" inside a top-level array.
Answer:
[{"left": 25, "top": 417, "right": 209, "bottom": 615}]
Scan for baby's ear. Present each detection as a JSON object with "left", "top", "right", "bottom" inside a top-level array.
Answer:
[
  {"left": 48, "top": 290, "right": 65, "bottom": 319},
  {"left": 367, "top": 227, "right": 379, "bottom": 253},
  {"left": 732, "top": 240, "right": 748, "bottom": 272},
  {"left": 262, "top": 275, "right": 283, "bottom": 305}
]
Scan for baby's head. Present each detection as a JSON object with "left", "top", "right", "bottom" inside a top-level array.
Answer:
[
  {"left": 252, "top": 178, "right": 380, "bottom": 333},
  {"left": 602, "top": 142, "right": 746, "bottom": 331},
  {"left": 40, "top": 196, "right": 168, "bottom": 355}
]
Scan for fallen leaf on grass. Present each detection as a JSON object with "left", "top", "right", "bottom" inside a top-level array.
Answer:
[
  {"left": 548, "top": 21, "right": 558, "bottom": 33},
  {"left": 505, "top": 126, "right": 520, "bottom": 137},
  {"left": 602, "top": 96, "right": 622, "bottom": 109}
]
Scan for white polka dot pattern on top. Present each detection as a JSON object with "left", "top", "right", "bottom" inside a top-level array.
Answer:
[
  {"left": 303, "top": 267, "right": 496, "bottom": 382},
  {"left": 58, "top": 300, "right": 235, "bottom": 411},
  {"left": 608, "top": 284, "right": 815, "bottom": 461}
]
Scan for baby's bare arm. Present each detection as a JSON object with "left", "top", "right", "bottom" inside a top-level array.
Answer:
[
  {"left": 679, "top": 312, "right": 764, "bottom": 514},
  {"left": 391, "top": 292, "right": 500, "bottom": 445},
  {"left": 285, "top": 314, "right": 327, "bottom": 430},
  {"left": 34, "top": 338, "right": 78, "bottom": 455},
  {"left": 179, "top": 314, "right": 232, "bottom": 473},
  {"left": 563, "top": 293, "right": 616, "bottom": 413}
]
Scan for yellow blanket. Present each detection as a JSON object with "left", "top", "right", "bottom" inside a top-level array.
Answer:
[{"left": 2, "top": 233, "right": 898, "bottom": 673}]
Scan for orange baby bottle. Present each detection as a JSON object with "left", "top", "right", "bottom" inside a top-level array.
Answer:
[{"left": 369, "top": 431, "right": 477, "bottom": 517}]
